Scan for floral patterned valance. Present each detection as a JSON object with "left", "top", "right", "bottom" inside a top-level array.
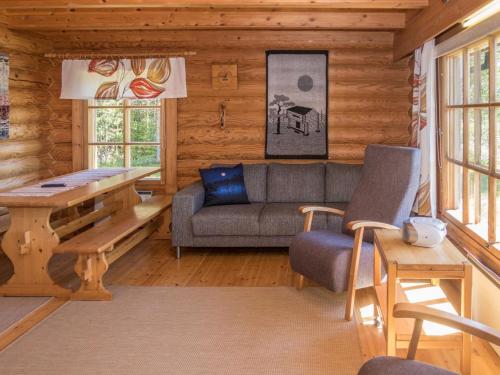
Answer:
[{"left": 60, "top": 57, "right": 187, "bottom": 100}]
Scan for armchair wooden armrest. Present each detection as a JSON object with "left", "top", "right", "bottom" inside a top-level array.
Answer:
[
  {"left": 346, "top": 220, "right": 399, "bottom": 231},
  {"left": 394, "top": 303, "right": 500, "bottom": 360},
  {"left": 299, "top": 206, "right": 345, "bottom": 216},
  {"left": 299, "top": 206, "right": 345, "bottom": 233}
]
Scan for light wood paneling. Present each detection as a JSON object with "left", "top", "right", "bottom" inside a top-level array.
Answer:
[
  {"left": 46, "top": 30, "right": 411, "bottom": 188},
  {"left": 394, "top": 0, "right": 491, "bottom": 60},
  {"left": 6, "top": 8, "right": 406, "bottom": 31},
  {"left": 1, "top": 0, "right": 429, "bottom": 10},
  {"left": 0, "top": 24, "right": 54, "bottom": 239}
]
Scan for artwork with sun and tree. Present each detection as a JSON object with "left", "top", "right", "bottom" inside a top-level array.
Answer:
[{"left": 265, "top": 51, "right": 328, "bottom": 159}]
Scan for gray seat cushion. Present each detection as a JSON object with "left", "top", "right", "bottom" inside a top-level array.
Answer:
[
  {"left": 325, "top": 162, "right": 363, "bottom": 202},
  {"left": 259, "top": 203, "right": 328, "bottom": 236},
  {"left": 289, "top": 230, "right": 374, "bottom": 293},
  {"left": 192, "top": 204, "right": 265, "bottom": 236},
  {"left": 211, "top": 163, "right": 267, "bottom": 203},
  {"left": 358, "top": 356, "right": 456, "bottom": 375},
  {"left": 267, "top": 163, "right": 325, "bottom": 203}
]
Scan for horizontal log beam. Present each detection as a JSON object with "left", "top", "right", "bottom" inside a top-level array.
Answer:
[
  {"left": 393, "top": 0, "right": 491, "bottom": 60},
  {"left": 6, "top": 9, "right": 406, "bottom": 30},
  {"left": 2, "top": 0, "right": 429, "bottom": 10}
]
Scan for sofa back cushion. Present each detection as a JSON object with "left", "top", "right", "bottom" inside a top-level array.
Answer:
[
  {"left": 267, "top": 163, "right": 325, "bottom": 203},
  {"left": 211, "top": 163, "right": 267, "bottom": 203},
  {"left": 325, "top": 163, "right": 363, "bottom": 202}
]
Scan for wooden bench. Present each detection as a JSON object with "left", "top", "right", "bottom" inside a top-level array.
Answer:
[{"left": 54, "top": 195, "right": 171, "bottom": 300}]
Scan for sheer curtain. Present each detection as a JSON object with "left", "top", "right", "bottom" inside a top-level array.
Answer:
[{"left": 409, "top": 40, "right": 437, "bottom": 217}]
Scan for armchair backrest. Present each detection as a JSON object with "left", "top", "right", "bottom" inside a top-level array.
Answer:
[{"left": 342, "top": 144, "right": 421, "bottom": 241}]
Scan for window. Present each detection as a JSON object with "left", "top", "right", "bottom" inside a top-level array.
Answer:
[
  {"left": 87, "top": 99, "right": 163, "bottom": 181},
  {"left": 440, "top": 34, "right": 500, "bottom": 269}
]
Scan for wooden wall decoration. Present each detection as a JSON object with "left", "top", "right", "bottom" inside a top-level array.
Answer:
[{"left": 212, "top": 64, "right": 237, "bottom": 90}]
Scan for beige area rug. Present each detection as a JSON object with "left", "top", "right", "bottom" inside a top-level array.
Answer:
[
  {"left": 0, "top": 296, "right": 50, "bottom": 333},
  {"left": 0, "top": 287, "right": 363, "bottom": 375}
]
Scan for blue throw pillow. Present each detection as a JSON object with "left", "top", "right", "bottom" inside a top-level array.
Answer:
[{"left": 199, "top": 164, "right": 250, "bottom": 206}]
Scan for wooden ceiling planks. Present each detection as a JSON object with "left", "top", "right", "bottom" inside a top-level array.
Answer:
[
  {"left": 1, "top": 0, "right": 429, "bottom": 10},
  {"left": 394, "top": 0, "right": 493, "bottom": 60},
  {"left": 6, "top": 8, "right": 406, "bottom": 31}
]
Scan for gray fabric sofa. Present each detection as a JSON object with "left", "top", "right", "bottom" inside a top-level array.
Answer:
[{"left": 172, "top": 162, "right": 363, "bottom": 256}]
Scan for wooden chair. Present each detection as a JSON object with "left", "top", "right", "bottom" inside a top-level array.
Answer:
[
  {"left": 358, "top": 303, "right": 500, "bottom": 375},
  {"left": 289, "top": 145, "right": 421, "bottom": 321}
]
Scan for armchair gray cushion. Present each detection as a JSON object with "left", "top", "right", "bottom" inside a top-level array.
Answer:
[
  {"left": 342, "top": 145, "right": 421, "bottom": 242},
  {"left": 267, "top": 163, "right": 325, "bottom": 203},
  {"left": 289, "top": 145, "right": 420, "bottom": 293},
  {"left": 289, "top": 230, "right": 374, "bottom": 293},
  {"left": 358, "top": 356, "right": 456, "bottom": 375}
]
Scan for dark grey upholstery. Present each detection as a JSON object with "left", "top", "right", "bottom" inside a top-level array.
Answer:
[
  {"left": 325, "top": 163, "right": 363, "bottom": 202},
  {"left": 267, "top": 163, "right": 325, "bottom": 203},
  {"left": 289, "top": 231, "right": 374, "bottom": 292},
  {"left": 289, "top": 145, "right": 421, "bottom": 293},
  {"left": 171, "top": 155, "right": 403, "bottom": 250},
  {"left": 342, "top": 145, "right": 421, "bottom": 242},
  {"left": 358, "top": 356, "right": 456, "bottom": 375},
  {"left": 192, "top": 204, "right": 264, "bottom": 236},
  {"left": 259, "top": 203, "right": 328, "bottom": 236},
  {"left": 172, "top": 181, "right": 205, "bottom": 247}
]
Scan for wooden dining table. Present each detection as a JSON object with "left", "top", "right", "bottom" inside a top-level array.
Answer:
[{"left": 0, "top": 167, "right": 160, "bottom": 297}]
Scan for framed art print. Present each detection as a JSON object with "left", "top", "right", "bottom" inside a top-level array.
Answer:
[{"left": 265, "top": 50, "right": 328, "bottom": 159}]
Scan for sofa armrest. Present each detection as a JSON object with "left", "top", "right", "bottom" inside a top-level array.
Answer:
[{"left": 172, "top": 181, "right": 205, "bottom": 247}]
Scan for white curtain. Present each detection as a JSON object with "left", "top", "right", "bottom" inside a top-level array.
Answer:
[
  {"left": 61, "top": 57, "right": 187, "bottom": 99},
  {"left": 409, "top": 40, "right": 437, "bottom": 217}
]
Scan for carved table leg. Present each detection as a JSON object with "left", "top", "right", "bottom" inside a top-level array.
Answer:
[
  {"left": 73, "top": 253, "right": 112, "bottom": 301},
  {"left": 0, "top": 207, "right": 70, "bottom": 297}
]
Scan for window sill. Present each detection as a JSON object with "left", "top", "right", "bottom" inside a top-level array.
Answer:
[{"left": 441, "top": 212, "right": 500, "bottom": 284}]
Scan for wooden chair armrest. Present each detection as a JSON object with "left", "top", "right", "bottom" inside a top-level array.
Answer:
[
  {"left": 394, "top": 303, "right": 500, "bottom": 346},
  {"left": 299, "top": 206, "right": 345, "bottom": 216},
  {"left": 346, "top": 220, "right": 399, "bottom": 231},
  {"left": 299, "top": 206, "right": 345, "bottom": 232}
]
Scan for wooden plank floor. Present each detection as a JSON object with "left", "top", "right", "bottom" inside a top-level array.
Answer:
[{"left": 1, "top": 239, "right": 499, "bottom": 374}]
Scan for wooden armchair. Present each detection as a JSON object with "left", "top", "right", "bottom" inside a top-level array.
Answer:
[
  {"left": 358, "top": 303, "right": 500, "bottom": 374},
  {"left": 288, "top": 145, "right": 421, "bottom": 321},
  {"left": 299, "top": 205, "right": 398, "bottom": 320}
]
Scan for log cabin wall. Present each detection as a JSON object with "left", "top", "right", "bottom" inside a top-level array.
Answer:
[
  {"left": 46, "top": 29, "right": 411, "bottom": 189},
  {"left": 0, "top": 23, "right": 54, "bottom": 232}
]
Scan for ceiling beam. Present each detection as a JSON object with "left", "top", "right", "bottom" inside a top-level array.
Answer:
[
  {"left": 1, "top": 0, "right": 429, "bottom": 10},
  {"left": 393, "top": 0, "right": 492, "bottom": 60},
  {"left": 6, "top": 9, "right": 406, "bottom": 31}
]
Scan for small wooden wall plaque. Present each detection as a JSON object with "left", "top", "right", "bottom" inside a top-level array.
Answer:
[{"left": 212, "top": 64, "right": 238, "bottom": 90}]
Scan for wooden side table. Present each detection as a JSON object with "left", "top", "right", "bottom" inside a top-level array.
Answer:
[{"left": 373, "top": 229, "right": 473, "bottom": 375}]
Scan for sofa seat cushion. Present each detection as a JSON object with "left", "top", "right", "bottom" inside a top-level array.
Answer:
[
  {"left": 289, "top": 230, "right": 374, "bottom": 293},
  {"left": 267, "top": 163, "right": 325, "bottom": 203},
  {"left": 192, "top": 203, "right": 265, "bottom": 236},
  {"left": 259, "top": 203, "right": 329, "bottom": 236}
]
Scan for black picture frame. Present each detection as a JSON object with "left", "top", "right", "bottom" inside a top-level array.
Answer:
[{"left": 265, "top": 50, "right": 328, "bottom": 159}]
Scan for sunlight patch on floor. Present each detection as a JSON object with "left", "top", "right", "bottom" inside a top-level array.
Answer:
[{"left": 400, "top": 282, "right": 460, "bottom": 336}]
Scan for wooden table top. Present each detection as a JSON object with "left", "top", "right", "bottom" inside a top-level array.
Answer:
[
  {"left": 374, "top": 229, "right": 468, "bottom": 269},
  {"left": 0, "top": 167, "right": 160, "bottom": 208}
]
